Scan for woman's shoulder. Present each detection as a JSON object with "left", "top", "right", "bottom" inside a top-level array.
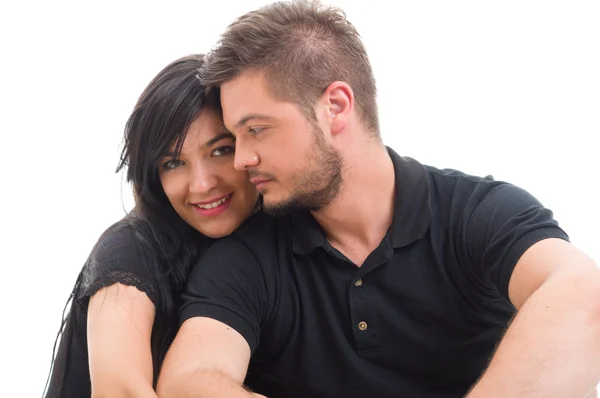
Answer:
[
  {"left": 87, "top": 217, "right": 142, "bottom": 266},
  {"left": 95, "top": 215, "right": 140, "bottom": 245},
  {"left": 79, "top": 215, "right": 158, "bottom": 302}
]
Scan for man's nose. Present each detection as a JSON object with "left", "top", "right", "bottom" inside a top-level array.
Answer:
[{"left": 233, "top": 139, "right": 260, "bottom": 171}]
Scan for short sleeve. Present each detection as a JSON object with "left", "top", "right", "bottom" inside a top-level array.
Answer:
[
  {"left": 79, "top": 221, "right": 156, "bottom": 304},
  {"left": 464, "top": 183, "right": 569, "bottom": 301},
  {"left": 179, "top": 237, "right": 269, "bottom": 353}
]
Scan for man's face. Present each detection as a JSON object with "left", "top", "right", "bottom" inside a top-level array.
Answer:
[{"left": 221, "top": 71, "right": 343, "bottom": 214}]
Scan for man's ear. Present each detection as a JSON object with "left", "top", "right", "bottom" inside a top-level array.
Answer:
[{"left": 322, "top": 81, "right": 353, "bottom": 135}]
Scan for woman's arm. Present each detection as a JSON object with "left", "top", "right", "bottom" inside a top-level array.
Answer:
[{"left": 87, "top": 283, "right": 157, "bottom": 398}]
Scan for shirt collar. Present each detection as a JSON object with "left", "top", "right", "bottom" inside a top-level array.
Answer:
[{"left": 291, "top": 147, "right": 432, "bottom": 255}]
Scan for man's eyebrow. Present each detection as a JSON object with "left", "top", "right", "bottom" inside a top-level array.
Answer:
[
  {"left": 205, "top": 131, "right": 235, "bottom": 147},
  {"left": 234, "top": 114, "right": 272, "bottom": 129}
]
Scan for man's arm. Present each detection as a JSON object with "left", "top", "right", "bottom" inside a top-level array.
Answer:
[
  {"left": 155, "top": 229, "right": 273, "bottom": 398},
  {"left": 156, "top": 317, "right": 265, "bottom": 398},
  {"left": 467, "top": 238, "right": 600, "bottom": 397}
]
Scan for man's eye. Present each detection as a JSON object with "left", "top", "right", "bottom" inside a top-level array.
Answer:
[
  {"left": 161, "top": 159, "right": 184, "bottom": 171},
  {"left": 213, "top": 146, "right": 236, "bottom": 157},
  {"left": 248, "top": 127, "right": 265, "bottom": 135}
]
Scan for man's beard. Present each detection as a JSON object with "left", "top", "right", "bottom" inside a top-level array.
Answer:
[{"left": 262, "top": 125, "right": 344, "bottom": 216}]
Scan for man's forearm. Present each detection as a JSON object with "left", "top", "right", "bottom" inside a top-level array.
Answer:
[
  {"left": 467, "top": 274, "right": 600, "bottom": 397},
  {"left": 157, "top": 369, "right": 265, "bottom": 398}
]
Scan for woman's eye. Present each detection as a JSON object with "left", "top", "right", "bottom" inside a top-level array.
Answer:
[
  {"left": 212, "top": 146, "right": 235, "bottom": 156},
  {"left": 161, "top": 158, "right": 184, "bottom": 171}
]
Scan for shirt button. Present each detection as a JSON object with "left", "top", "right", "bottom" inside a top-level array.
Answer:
[
  {"left": 354, "top": 279, "right": 363, "bottom": 287},
  {"left": 358, "top": 321, "right": 368, "bottom": 331}
]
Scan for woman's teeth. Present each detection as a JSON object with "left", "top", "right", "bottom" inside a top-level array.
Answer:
[{"left": 195, "top": 195, "right": 230, "bottom": 209}]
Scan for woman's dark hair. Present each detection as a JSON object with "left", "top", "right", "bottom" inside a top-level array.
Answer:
[{"left": 43, "top": 54, "right": 219, "bottom": 396}]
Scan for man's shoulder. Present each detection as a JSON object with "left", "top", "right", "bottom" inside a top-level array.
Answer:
[
  {"left": 424, "top": 163, "right": 495, "bottom": 185},
  {"left": 190, "top": 210, "right": 291, "bottom": 295},
  {"left": 388, "top": 148, "right": 506, "bottom": 207},
  {"left": 423, "top": 163, "right": 508, "bottom": 202},
  {"left": 421, "top": 162, "right": 554, "bottom": 231},
  {"left": 208, "top": 209, "right": 292, "bottom": 258}
]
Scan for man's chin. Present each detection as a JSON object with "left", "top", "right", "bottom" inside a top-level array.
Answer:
[
  {"left": 262, "top": 193, "right": 321, "bottom": 216},
  {"left": 262, "top": 195, "right": 299, "bottom": 216}
]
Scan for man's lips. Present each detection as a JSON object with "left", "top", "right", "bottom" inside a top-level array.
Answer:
[{"left": 250, "top": 177, "right": 270, "bottom": 185}]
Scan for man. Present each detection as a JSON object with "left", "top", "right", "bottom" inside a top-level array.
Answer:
[{"left": 157, "top": 1, "right": 600, "bottom": 397}]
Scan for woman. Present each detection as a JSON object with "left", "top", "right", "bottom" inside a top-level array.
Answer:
[{"left": 43, "top": 54, "right": 259, "bottom": 397}]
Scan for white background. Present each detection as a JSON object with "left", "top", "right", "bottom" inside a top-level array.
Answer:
[{"left": 1, "top": 0, "right": 598, "bottom": 396}]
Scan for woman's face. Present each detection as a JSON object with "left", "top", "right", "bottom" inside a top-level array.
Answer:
[{"left": 159, "top": 108, "right": 259, "bottom": 238}]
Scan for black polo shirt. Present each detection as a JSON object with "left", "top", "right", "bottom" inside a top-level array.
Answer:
[{"left": 180, "top": 148, "right": 568, "bottom": 398}]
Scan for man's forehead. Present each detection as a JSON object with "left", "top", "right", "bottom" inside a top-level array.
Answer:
[
  {"left": 221, "top": 70, "right": 267, "bottom": 97},
  {"left": 220, "top": 72, "right": 274, "bottom": 126}
]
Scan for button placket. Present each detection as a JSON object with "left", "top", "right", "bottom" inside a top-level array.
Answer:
[
  {"left": 357, "top": 321, "right": 368, "bottom": 331},
  {"left": 349, "top": 273, "right": 377, "bottom": 352}
]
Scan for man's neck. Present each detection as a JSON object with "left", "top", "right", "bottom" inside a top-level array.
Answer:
[{"left": 311, "top": 144, "right": 395, "bottom": 267}]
